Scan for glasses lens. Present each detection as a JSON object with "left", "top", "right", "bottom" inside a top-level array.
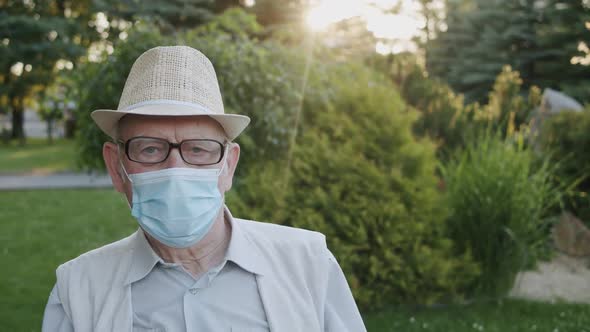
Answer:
[
  {"left": 127, "top": 138, "right": 169, "bottom": 163},
  {"left": 181, "top": 140, "right": 223, "bottom": 165}
]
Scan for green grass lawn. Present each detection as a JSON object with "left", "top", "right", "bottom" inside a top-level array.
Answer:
[
  {"left": 0, "top": 138, "right": 77, "bottom": 174},
  {"left": 0, "top": 189, "right": 134, "bottom": 331},
  {"left": 364, "top": 300, "right": 590, "bottom": 331},
  {"left": 0, "top": 189, "right": 588, "bottom": 331}
]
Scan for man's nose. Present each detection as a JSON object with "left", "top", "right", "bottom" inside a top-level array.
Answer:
[{"left": 165, "top": 147, "right": 187, "bottom": 168}]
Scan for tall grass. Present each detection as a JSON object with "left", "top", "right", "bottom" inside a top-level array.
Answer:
[{"left": 440, "top": 132, "right": 561, "bottom": 297}]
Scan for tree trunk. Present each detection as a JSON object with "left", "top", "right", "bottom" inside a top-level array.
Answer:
[
  {"left": 47, "top": 118, "right": 53, "bottom": 144},
  {"left": 65, "top": 118, "right": 76, "bottom": 139},
  {"left": 10, "top": 96, "right": 26, "bottom": 145}
]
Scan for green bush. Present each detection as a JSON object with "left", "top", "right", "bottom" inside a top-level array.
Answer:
[
  {"left": 390, "top": 55, "right": 471, "bottom": 153},
  {"left": 540, "top": 108, "right": 590, "bottom": 225},
  {"left": 440, "top": 132, "right": 560, "bottom": 297},
  {"left": 229, "top": 61, "right": 479, "bottom": 309}
]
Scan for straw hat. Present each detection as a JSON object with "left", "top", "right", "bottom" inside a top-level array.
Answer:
[{"left": 91, "top": 46, "right": 250, "bottom": 140}]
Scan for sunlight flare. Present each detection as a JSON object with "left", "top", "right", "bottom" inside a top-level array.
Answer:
[{"left": 305, "top": 0, "right": 425, "bottom": 53}]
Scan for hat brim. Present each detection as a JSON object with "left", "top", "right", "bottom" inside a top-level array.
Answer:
[{"left": 91, "top": 103, "right": 250, "bottom": 141}]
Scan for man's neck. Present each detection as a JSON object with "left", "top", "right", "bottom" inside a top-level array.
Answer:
[{"left": 144, "top": 211, "right": 231, "bottom": 278}]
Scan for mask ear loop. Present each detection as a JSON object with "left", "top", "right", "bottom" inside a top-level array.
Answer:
[
  {"left": 216, "top": 143, "right": 230, "bottom": 177},
  {"left": 216, "top": 143, "right": 230, "bottom": 211},
  {"left": 115, "top": 144, "right": 134, "bottom": 209},
  {"left": 117, "top": 145, "right": 133, "bottom": 184}
]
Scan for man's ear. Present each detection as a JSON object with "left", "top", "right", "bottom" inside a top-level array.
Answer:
[
  {"left": 220, "top": 142, "right": 240, "bottom": 193},
  {"left": 103, "top": 142, "right": 126, "bottom": 193}
]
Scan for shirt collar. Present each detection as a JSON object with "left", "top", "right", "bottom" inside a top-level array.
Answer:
[
  {"left": 125, "top": 228, "right": 164, "bottom": 285},
  {"left": 125, "top": 205, "right": 266, "bottom": 285},
  {"left": 223, "top": 206, "right": 267, "bottom": 276}
]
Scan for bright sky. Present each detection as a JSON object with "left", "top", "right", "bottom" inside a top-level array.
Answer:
[{"left": 305, "top": 0, "right": 427, "bottom": 54}]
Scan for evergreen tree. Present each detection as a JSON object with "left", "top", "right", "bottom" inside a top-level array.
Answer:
[
  {"left": 427, "top": 0, "right": 590, "bottom": 104},
  {"left": 535, "top": 0, "right": 590, "bottom": 102},
  {"left": 94, "top": 0, "right": 219, "bottom": 34},
  {"left": 428, "top": 0, "right": 540, "bottom": 102}
]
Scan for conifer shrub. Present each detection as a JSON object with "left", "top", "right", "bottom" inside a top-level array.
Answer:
[
  {"left": 369, "top": 54, "right": 474, "bottom": 156},
  {"left": 389, "top": 56, "right": 471, "bottom": 154},
  {"left": 229, "top": 61, "right": 480, "bottom": 309}
]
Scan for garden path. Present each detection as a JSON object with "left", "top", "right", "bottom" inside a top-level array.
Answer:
[{"left": 0, "top": 172, "right": 112, "bottom": 190}]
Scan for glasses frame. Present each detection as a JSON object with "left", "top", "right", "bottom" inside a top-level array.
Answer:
[{"left": 117, "top": 136, "right": 226, "bottom": 166}]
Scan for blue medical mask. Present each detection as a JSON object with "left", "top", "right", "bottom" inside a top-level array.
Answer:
[{"left": 123, "top": 165, "right": 225, "bottom": 248}]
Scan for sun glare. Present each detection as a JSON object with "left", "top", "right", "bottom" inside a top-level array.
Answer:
[
  {"left": 305, "top": 0, "right": 425, "bottom": 54},
  {"left": 306, "top": 0, "right": 364, "bottom": 31}
]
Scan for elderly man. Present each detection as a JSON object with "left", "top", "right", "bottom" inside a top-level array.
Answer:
[{"left": 42, "top": 46, "right": 365, "bottom": 331}]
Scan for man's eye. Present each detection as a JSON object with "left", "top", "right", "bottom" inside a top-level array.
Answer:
[
  {"left": 191, "top": 147, "right": 204, "bottom": 154},
  {"left": 142, "top": 146, "right": 160, "bottom": 154}
]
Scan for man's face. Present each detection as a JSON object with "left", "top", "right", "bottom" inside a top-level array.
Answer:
[{"left": 102, "top": 115, "right": 240, "bottom": 205}]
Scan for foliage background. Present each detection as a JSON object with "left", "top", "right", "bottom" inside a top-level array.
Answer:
[{"left": 2, "top": 0, "right": 589, "bottom": 321}]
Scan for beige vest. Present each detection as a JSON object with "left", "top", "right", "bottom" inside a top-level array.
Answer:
[{"left": 55, "top": 219, "right": 332, "bottom": 331}]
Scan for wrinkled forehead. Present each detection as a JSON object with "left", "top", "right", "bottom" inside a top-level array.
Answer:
[{"left": 116, "top": 114, "right": 227, "bottom": 141}]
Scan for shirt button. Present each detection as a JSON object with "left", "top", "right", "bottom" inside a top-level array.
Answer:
[{"left": 189, "top": 288, "right": 198, "bottom": 295}]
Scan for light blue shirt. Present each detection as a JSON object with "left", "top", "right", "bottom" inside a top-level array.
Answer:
[{"left": 43, "top": 214, "right": 268, "bottom": 331}]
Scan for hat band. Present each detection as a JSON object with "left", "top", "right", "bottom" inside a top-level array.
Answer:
[{"left": 121, "top": 99, "right": 215, "bottom": 114}]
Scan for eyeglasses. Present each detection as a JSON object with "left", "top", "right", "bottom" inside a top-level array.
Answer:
[{"left": 118, "top": 137, "right": 226, "bottom": 166}]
